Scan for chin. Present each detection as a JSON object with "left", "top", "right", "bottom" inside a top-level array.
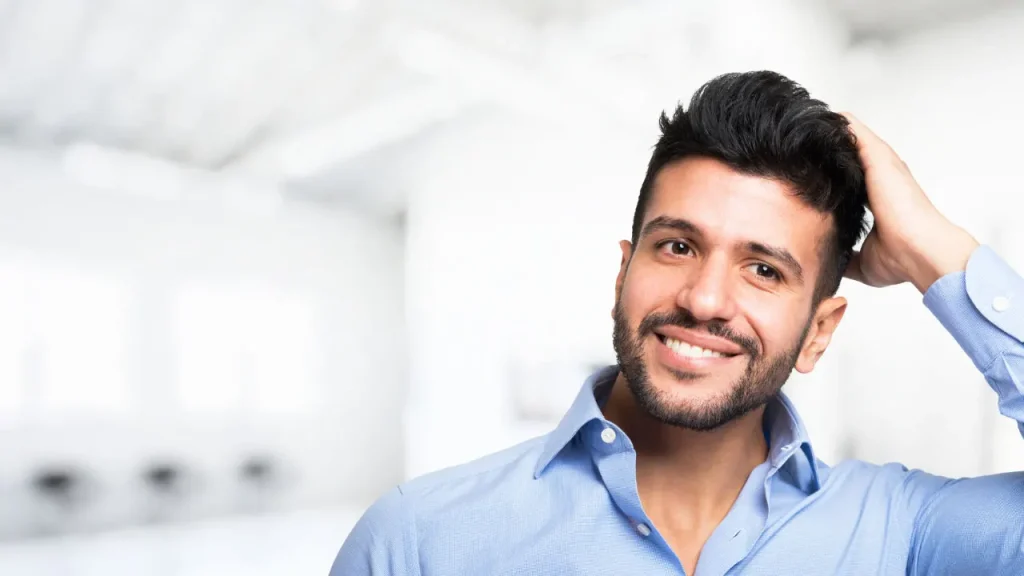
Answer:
[
  {"left": 647, "top": 372, "right": 733, "bottom": 407},
  {"left": 629, "top": 365, "right": 760, "bottom": 431}
]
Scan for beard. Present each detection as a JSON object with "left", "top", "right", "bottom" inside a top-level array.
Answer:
[{"left": 612, "top": 300, "right": 809, "bottom": 431}]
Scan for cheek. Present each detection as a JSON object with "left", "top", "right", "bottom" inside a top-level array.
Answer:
[
  {"left": 740, "top": 297, "right": 808, "bottom": 355},
  {"left": 620, "top": 263, "right": 680, "bottom": 315}
]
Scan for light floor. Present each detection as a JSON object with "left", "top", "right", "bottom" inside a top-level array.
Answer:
[{"left": 0, "top": 506, "right": 363, "bottom": 576}]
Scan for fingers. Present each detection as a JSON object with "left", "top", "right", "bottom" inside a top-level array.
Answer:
[{"left": 840, "top": 112, "right": 900, "bottom": 171}]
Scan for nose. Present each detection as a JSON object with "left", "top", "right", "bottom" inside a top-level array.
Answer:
[{"left": 676, "top": 253, "right": 737, "bottom": 322}]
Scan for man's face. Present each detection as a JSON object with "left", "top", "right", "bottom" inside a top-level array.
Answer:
[{"left": 612, "top": 157, "right": 846, "bottom": 431}]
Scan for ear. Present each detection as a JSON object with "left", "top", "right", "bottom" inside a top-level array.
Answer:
[
  {"left": 612, "top": 240, "right": 634, "bottom": 318},
  {"left": 794, "top": 296, "right": 847, "bottom": 374}
]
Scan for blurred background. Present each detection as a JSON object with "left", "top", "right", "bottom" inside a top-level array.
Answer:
[{"left": 0, "top": 0, "right": 1021, "bottom": 573}]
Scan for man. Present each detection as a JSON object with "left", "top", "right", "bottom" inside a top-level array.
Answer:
[{"left": 332, "top": 71, "right": 1024, "bottom": 574}]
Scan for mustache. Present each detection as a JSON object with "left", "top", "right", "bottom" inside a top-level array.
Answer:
[{"left": 638, "top": 309, "right": 760, "bottom": 357}]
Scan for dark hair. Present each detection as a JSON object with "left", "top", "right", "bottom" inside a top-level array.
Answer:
[{"left": 632, "top": 71, "right": 869, "bottom": 303}]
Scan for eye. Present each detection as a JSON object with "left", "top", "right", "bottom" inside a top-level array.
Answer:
[
  {"left": 748, "top": 262, "right": 781, "bottom": 282},
  {"left": 658, "top": 240, "right": 693, "bottom": 257}
]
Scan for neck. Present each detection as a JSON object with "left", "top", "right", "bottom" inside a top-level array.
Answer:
[{"left": 602, "top": 372, "right": 769, "bottom": 531}]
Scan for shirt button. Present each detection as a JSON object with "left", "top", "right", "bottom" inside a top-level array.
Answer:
[
  {"left": 993, "top": 296, "right": 1011, "bottom": 312},
  {"left": 781, "top": 443, "right": 793, "bottom": 452},
  {"left": 636, "top": 523, "right": 651, "bottom": 537},
  {"left": 600, "top": 427, "right": 617, "bottom": 444}
]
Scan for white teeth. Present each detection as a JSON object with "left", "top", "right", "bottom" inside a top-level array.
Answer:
[{"left": 664, "top": 337, "right": 725, "bottom": 359}]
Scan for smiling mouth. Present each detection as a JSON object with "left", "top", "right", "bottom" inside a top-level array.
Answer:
[{"left": 655, "top": 334, "right": 742, "bottom": 360}]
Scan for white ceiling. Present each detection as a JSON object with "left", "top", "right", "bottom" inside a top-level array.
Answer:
[
  {"left": 0, "top": 0, "right": 1013, "bottom": 217},
  {"left": 825, "top": 0, "right": 1018, "bottom": 38},
  {"left": 0, "top": 0, "right": 420, "bottom": 169}
]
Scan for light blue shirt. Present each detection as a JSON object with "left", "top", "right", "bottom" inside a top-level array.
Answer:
[{"left": 332, "top": 245, "right": 1024, "bottom": 575}]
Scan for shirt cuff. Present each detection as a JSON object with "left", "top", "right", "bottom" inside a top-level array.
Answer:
[{"left": 922, "top": 245, "right": 1024, "bottom": 372}]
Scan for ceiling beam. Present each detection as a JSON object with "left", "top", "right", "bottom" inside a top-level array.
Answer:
[{"left": 240, "top": 80, "right": 480, "bottom": 180}]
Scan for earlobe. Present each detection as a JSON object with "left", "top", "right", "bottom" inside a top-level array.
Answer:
[
  {"left": 794, "top": 296, "right": 847, "bottom": 374},
  {"left": 794, "top": 340, "right": 819, "bottom": 374}
]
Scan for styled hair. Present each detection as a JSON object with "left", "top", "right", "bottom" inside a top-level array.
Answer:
[{"left": 631, "top": 71, "right": 869, "bottom": 302}]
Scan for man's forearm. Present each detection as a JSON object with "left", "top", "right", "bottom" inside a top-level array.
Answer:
[{"left": 906, "top": 221, "right": 979, "bottom": 294}]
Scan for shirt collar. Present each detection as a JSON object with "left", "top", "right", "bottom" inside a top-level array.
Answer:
[
  {"left": 763, "top": 390, "right": 824, "bottom": 493},
  {"left": 533, "top": 365, "right": 617, "bottom": 479},
  {"left": 534, "top": 365, "right": 824, "bottom": 494}
]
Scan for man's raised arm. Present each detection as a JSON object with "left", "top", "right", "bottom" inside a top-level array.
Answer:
[{"left": 842, "top": 113, "right": 1024, "bottom": 575}]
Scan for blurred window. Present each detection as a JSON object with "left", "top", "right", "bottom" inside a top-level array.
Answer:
[
  {"left": 173, "top": 281, "right": 316, "bottom": 414},
  {"left": 0, "top": 255, "right": 131, "bottom": 420}
]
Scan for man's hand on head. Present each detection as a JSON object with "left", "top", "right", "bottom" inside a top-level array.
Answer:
[{"left": 840, "top": 113, "right": 979, "bottom": 294}]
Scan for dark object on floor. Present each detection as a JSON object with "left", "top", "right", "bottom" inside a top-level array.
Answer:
[
  {"left": 32, "top": 467, "right": 79, "bottom": 502},
  {"left": 240, "top": 455, "right": 275, "bottom": 484},
  {"left": 144, "top": 462, "right": 183, "bottom": 494}
]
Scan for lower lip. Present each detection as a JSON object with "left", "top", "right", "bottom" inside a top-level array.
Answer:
[{"left": 653, "top": 335, "right": 740, "bottom": 372}]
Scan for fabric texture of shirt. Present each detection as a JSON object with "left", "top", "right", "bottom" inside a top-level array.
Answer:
[{"left": 331, "top": 245, "right": 1024, "bottom": 575}]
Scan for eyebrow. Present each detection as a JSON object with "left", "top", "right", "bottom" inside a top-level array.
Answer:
[
  {"left": 641, "top": 215, "right": 703, "bottom": 239},
  {"left": 641, "top": 215, "right": 805, "bottom": 283}
]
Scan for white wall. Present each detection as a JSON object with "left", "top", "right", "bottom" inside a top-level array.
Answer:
[
  {"left": 0, "top": 146, "right": 407, "bottom": 538},
  {"left": 839, "top": 3, "right": 1024, "bottom": 477},
  {"left": 403, "top": 109, "right": 639, "bottom": 477}
]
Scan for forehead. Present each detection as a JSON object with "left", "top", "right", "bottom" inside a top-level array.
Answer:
[{"left": 645, "top": 157, "right": 832, "bottom": 266}]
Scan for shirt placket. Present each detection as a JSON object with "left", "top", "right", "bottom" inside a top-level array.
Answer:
[{"left": 587, "top": 420, "right": 686, "bottom": 572}]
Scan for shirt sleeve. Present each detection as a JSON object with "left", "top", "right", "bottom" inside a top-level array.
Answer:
[
  {"left": 907, "top": 245, "right": 1024, "bottom": 575},
  {"left": 329, "top": 487, "right": 421, "bottom": 576},
  {"left": 922, "top": 244, "right": 1024, "bottom": 436}
]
